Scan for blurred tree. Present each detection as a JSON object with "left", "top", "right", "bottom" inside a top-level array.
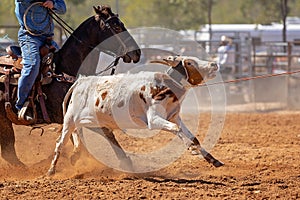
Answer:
[
  {"left": 1, "top": 0, "right": 300, "bottom": 31},
  {"left": 0, "top": 0, "right": 16, "bottom": 25},
  {"left": 281, "top": 0, "right": 288, "bottom": 43},
  {"left": 122, "top": 0, "right": 206, "bottom": 30},
  {"left": 200, "top": 0, "right": 216, "bottom": 40},
  {"left": 241, "top": 0, "right": 295, "bottom": 42},
  {"left": 241, "top": 0, "right": 283, "bottom": 24},
  {"left": 0, "top": 0, "right": 18, "bottom": 39},
  {"left": 68, "top": 0, "right": 86, "bottom": 6},
  {"left": 121, "top": 0, "right": 155, "bottom": 27}
]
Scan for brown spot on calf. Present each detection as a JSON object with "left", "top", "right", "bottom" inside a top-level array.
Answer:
[
  {"left": 95, "top": 98, "right": 100, "bottom": 107},
  {"left": 101, "top": 91, "right": 108, "bottom": 100},
  {"left": 118, "top": 100, "right": 124, "bottom": 107},
  {"left": 183, "top": 59, "right": 203, "bottom": 85},
  {"left": 139, "top": 92, "right": 146, "bottom": 103},
  {"left": 140, "top": 85, "right": 146, "bottom": 91},
  {"left": 150, "top": 86, "right": 178, "bottom": 102}
]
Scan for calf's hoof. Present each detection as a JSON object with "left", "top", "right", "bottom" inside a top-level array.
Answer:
[
  {"left": 70, "top": 151, "right": 81, "bottom": 166},
  {"left": 213, "top": 160, "right": 224, "bottom": 168},
  {"left": 46, "top": 168, "right": 55, "bottom": 176}
]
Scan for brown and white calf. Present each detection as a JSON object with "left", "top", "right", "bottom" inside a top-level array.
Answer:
[{"left": 47, "top": 55, "right": 223, "bottom": 175}]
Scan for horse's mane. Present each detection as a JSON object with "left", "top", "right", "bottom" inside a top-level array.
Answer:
[
  {"left": 62, "top": 16, "right": 97, "bottom": 47},
  {"left": 54, "top": 15, "right": 99, "bottom": 75}
]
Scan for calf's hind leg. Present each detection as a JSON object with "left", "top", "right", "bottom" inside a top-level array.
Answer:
[
  {"left": 47, "top": 122, "right": 76, "bottom": 176},
  {"left": 101, "top": 127, "right": 133, "bottom": 171},
  {"left": 69, "top": 131, "right": 82, "bottom": 165}
]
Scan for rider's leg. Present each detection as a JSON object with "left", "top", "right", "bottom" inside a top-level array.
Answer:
[{"left": 15, "top": 33, "right": 44, "bottom": 111}]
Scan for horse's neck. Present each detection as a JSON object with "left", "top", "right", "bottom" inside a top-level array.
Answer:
[
  {"left": 55, "top": 39, "right": 98, "bottom": 76},
  {"left": 54, "top": 17, "right": 100, "bottom": 76},
  {"left": 77, "top": 48, "right": 101, "bottom": 76}
]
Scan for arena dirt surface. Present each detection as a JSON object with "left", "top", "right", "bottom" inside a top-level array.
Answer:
[{"left": 0, "top": 112, "right": 299, "bottom": 199}]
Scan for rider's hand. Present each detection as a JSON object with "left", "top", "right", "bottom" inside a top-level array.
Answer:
[{"left": 43, "top": 0, "right": 54, "bottom": 9}]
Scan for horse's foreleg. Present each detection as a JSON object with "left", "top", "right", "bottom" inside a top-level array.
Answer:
[
  {"left": 0, "top": 105, "right": 24, "bottom": 166},
  {"left": 176, "top": 119, "right": 224, "bottom": 168}
]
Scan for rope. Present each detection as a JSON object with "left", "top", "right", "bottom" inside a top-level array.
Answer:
[
  {"left": 23, "top": 2, "right": 74, "bottom": 36},
  {"left": 95, "top": 57, "right": 121, "bottom": 75},
  {"left": 48, "top": 7, "right": 101, "bottom": 51},
  {"left": 48, "top": 9, "right": 74, "bottom": 35},
  {"left": 201, "top": 69, "right": 300, "bottom": 87},
  {"left": 23, "top": 2, "right": 50, "bottom": 36}
]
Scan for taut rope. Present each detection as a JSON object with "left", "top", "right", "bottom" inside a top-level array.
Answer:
[{"left": 201, "top": 69, "right": 300, "bottom": 87}]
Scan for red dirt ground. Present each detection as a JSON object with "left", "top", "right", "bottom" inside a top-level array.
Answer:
[{"left": 0, "top": 112, "right": 299, "bottom": 199}]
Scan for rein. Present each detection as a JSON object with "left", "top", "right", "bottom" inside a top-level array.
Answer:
[
  {"left": 96, "top": 57, "right": 121, "bottom": 75},
  {"left": 48, "top": 8, "right": 128, "bottom": 75},
  {"left": 48, "top": 9, "right": 74, "bottom": 35},
  {"left": 48, "top": 9, "right": 95, "bottom": 50},
  {"left": 49, "top": 8, "right": 128, "bottom": 59}
]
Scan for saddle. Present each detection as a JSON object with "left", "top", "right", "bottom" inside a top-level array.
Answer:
[{"left": 0, "top": 43, "right": 55, "bottom": 126}]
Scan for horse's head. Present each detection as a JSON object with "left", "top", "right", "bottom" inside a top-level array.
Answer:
[{"left": 93, "top": 5, "right": 141, "bottom": 63}]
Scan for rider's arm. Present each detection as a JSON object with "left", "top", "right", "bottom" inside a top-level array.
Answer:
[{"left": 50, "top": 0, "right": 66, "bottom": 15}]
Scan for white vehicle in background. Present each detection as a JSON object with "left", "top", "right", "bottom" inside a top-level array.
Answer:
[{"left": 196, "top": 17, "right": 300, "bottom": 52}]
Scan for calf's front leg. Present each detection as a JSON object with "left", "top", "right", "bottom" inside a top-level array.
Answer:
[
  {"left": 146, "top": 104, "right": 180, "bottom": 132},
  {"left": 146, "top": 105, "right": 223, "bottom": 167},
  {"left": 177, "top": 119, "right": 224, "bottom": 167}
]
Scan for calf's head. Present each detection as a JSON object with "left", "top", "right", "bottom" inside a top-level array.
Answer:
[{"left": 152, "top": 56, "right": 219, "bottom": 86}]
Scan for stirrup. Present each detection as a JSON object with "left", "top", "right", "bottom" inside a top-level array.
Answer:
[{"left": 18, "top": 101, "right": 36, "bottom": 124}]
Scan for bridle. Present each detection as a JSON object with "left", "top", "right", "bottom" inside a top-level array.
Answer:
[
  {"left": 96, "top": 15, "right": 129, "bottom": 58},
  {"left": 93, "top": 14, "right": 131, "bottom": 75},
  {"left": 54, "top": 7, "right": 130, "bottom": 75},
  {"left": 51, "top": 6, "right": 129, "bottom": 59}
]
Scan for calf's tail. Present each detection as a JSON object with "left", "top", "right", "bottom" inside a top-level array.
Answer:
[{"left": 62, "top": 80, "right": 79, "bottom": 116}]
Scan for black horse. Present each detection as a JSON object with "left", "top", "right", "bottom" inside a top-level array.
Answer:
[{"left": 0, "top": 5, "right": 141, "bottom": 165}]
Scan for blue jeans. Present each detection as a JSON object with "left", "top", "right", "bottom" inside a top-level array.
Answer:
[{"left": 15, "top": 31, "right": 45, "bottom": 111}]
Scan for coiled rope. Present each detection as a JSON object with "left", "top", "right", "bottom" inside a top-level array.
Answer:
[{"left": 23, "top": 2, "right": 51, "bottom": 36}]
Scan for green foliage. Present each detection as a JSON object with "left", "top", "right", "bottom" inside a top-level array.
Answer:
[
  {"left": 122, "top": 0, "right": 207, "bottom": 30},
  {"left": 68, "top": 0, "right": 85, "bottom": 6},
  {"left": 241, "top": 0, "right": 282, "bottom": 24},
  {"left": 0, "top": 0, "right": 17, "bottom": 25}
]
